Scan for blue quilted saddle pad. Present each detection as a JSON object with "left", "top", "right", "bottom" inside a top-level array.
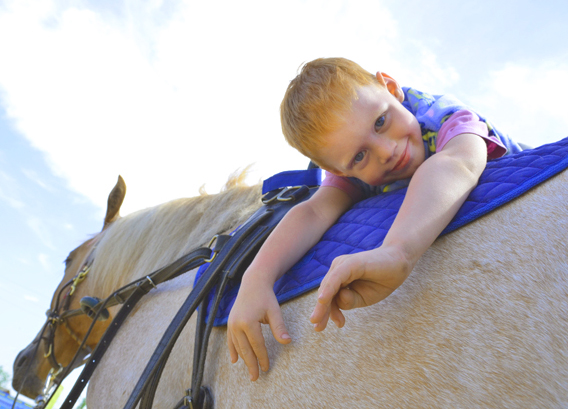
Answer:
[{"left": 201, "top": 137, "right": 568, "bottom": 326}]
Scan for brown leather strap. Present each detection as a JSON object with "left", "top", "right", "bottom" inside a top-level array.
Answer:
[
  {"left": 131, "top": 186, "right": 317, "bottom": 409},
  {"left": 58, "top": 246, "right": 213, "bottom": 409}
]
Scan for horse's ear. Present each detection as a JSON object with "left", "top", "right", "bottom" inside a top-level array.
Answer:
[{"left": 103, "top": 176, "right": 126, "bottom": 230}]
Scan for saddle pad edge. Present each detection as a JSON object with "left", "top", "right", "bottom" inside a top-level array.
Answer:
[{"left": 442, "top": 151, "right": 568, "bottom": 236}]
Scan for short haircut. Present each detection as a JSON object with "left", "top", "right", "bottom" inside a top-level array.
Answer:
[{"left": 280, "top": 57, "right": 381, "bottom": 167}]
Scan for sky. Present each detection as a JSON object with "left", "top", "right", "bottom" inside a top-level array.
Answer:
[{"left": 1, "top": 0, "right": 567, "bottom": 405}]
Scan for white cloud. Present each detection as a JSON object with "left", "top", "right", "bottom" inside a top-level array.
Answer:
[
  {"left": 21, "top": 168, "right": 55, "bottom": 192},
  {"left": 38, "top": 253, "right": 51, "bottom": 271},
  {"left": 0, "top": 170, "right": 25, "bottom": 209},
  {"left": 471, "top": 63, "right": 568, "bottom": 147},
  {"left": 0, "top": 185, "right": 25, "bottom": 209},
  {"left": 403, "top": 41, "right": 460, "bottom": 91},
  {"left": 24, "top": 294, "right": 40, "bottom": 303},
  {"left": 17, "top": 257, "right": 32, "bottom": 265},
  {"left": 0, "top": 0, "right": 463, "bottom": 215},
  {"left": 27, "top": 218, "right": 55, "bottom": 250}
]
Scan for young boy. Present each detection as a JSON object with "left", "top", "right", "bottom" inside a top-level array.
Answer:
[{"left": 227, "top": 57, "right": 520, "bottom": 381}]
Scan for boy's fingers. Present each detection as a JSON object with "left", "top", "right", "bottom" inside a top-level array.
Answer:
[
  {"left": 227, "top": 332, "right": 239, "bottom": 363},
  {"left": 336, "top": 287, "right": 360, "bottom": 310},
  {"left": 309, "top": 299, "right": 329, "bottom": 324},
  {"left": 267, "top": 307, "right": 292, "bottom": 346},
  {"left": 330, "top": 298, "right": 345, "bottom": 328},
  {"left": 318, "top": 275, "right": 345, "bottom": 304},
  {"left": 234, "top": 331, "right": 260, "bottom": 381},
  {"left": 313, "top": 305, "right": 331, "bottom": 332},
  {"left": 339, "top": 281, "right": 395, "bottom": 310},
  {"left": 318, "top": 256, "right": 361, "bottom": 304},
  {"left": 247, "top": 328, "right": 270, "bottom": 374}
]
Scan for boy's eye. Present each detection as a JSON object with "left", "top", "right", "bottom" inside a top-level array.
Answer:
[
  {"left": 354, "top": 151, "right": 365, "bottom": 163},
  {"left": 375, "top": 115, "right": 386, "bottom": 131}
]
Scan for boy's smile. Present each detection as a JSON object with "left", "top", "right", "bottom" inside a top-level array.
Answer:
[{"left": 320, "top": 75, "right": 425, "bottom": 187}]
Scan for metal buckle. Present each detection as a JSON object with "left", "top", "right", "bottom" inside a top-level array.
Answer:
[
  {"left": 262, "top": 185, "right": 305, "bottom": 204},
  {"left": 34, "top": 394, "right": 46, "bottom": 409},
  {"left": 43, "top": 344, "right": 53, "bottom": 359},
  {"left": 183, "top": 389, "right": 194, "bottom": 409},
  {"left": 70, "top": 266, "right": 90, "bottom": 295},
  {"left": 276, "top": 186, "right": 300, "bottom": 202},
  {"left": 43, "top": 365, "right": 62, "bottom": 399},
  {"left": 33, "top": 366, "right": 63, "bottom": 409},
  {"left": 206, "top": 234, "right": 219, "bottom": 249},
  {"left": 145, "top": 276, "right": 157, "bottom": 289},
  {"left": 47, "top": 313, "right": 60, "bottom": 325},
  {"left": 114, "top": 293, "right": 125, "bottom": 304},
  {"left": 261, "top": 189, "right": 279, "bottom": 204},
  {"left": 204, "top": 234, "right": 220, "bottom": 263}
]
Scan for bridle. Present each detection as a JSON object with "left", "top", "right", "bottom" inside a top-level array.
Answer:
[
  {"left": 31, "top": 238, "right": 101, "bottom": 407},
  {"left": 19, "top": 178, "right": 318, "bottom": 409},
  {"left": 29, "top": 228, "right": 219, "bottom": 409}
]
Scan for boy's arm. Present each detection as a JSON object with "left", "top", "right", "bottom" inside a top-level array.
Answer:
[
  {"left": 311, "top": 133, "right": 487, "bottom": 329},
  {"left": 227, "top": 185, "right": 352, "bottom": 380}
]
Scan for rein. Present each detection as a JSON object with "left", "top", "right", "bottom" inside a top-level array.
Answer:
[
  {"left": 47, "top": 185, "right": 316, "bottom": 409},
  {"left": 124, "top": 184, "right": 316, "bottom": 409},
  {"left": 38, "top": 182, "right": 315, "bottom": 409},
  {"left": 34, "top": 243, "right": 213, "bottom": 409}
]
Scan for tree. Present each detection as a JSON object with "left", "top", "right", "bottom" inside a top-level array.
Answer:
[{"left": 0, "top": 365, "right": 10, "bottom": 389}]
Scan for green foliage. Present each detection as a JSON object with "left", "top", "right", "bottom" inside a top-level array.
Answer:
[
  {"left": 77, "top": 398, "right": 87, "bottom": 409},
  {"left": 0, "top": 365, "right": 10, "bottom": 389}
]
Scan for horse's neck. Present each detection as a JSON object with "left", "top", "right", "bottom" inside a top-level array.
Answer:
[{"left": 91, "top": 185, "right": 263, "bottom": 298}]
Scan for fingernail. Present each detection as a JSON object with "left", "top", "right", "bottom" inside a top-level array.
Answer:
[
  {"left": 250, "top": 373, "right": 254, "bottom": 381},
  {"left": 282, "top": 333, "right": 291, "bottom": 340}
]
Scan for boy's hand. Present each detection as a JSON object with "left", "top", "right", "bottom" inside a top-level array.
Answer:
[
  {"left": 227, "top": 279, "right": 291, "bottom": 381},
  {"left": 310, "top": 244, "right": 412, "bottom": 331},
  {"left": 226, "top": 188, "right": 352, "bottom": 381},
  {"left": 310, "top": 134, "right": 487, "bottom": 331}
]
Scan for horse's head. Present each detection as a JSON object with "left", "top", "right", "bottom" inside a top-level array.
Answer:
[{"left": 12, "top": 176, "right": 126, "bottom": 400}]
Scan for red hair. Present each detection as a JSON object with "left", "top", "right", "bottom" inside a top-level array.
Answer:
[{"left": 280, "top": 58, "right": 382, "bottom": 167}]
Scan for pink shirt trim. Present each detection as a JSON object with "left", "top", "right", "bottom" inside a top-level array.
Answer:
[
  {"left": 436, "top": 110, "right": 507, "bottom": 159},
  {"left": 321, "top": 173, "right": 365, "bottom": 202}
]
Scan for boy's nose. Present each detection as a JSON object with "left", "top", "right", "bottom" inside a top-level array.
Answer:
[{"left": 375, "top": 137, "right": 396, "bottom": 164}]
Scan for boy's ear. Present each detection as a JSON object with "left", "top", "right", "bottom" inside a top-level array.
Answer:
[{"left": 375, "top": 72, "right": 404, "bottom": 102}]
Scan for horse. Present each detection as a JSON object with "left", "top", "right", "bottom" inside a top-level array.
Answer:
[
  {"left": 11, "top": 173, "right": 262, "bottom": 403},
  {"left": 14, "top": 165, "right": 568, "bottom": 408}
]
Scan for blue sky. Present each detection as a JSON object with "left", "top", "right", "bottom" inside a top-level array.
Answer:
[{"left": 1, "top": 0, "right": 567, "bottom": 405}]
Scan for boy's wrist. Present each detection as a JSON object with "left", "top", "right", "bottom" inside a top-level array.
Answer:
[
  {"left": 376, "top": 241, "right": 416, "bottom": 277},
  {"left": 241, "top": 264, "right": 279, "bottom": 289}
]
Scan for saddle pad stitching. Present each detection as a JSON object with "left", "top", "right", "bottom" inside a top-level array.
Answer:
[{"left": 206, "top": 137, "right": 568, "bottom": 326}]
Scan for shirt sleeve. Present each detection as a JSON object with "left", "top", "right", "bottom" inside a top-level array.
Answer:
[
  {"left": 436, "top": 109, "right": 507, "bottom": 159},
  {"left": 321, "top": 171, "right": 364, "bottom": 202}
]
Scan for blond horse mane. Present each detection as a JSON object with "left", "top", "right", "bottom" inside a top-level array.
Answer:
[{"left": 91, "top": 171, "right": 262, "bottom": 297}]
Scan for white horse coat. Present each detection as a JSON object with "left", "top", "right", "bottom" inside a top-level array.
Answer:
[{"left": 82, "top": 170, "right": 568, "bottom": 409}]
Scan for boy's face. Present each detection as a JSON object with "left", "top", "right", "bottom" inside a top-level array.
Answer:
[{"left": 319, "top": 78, "right": 424, "bottom": 186}]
